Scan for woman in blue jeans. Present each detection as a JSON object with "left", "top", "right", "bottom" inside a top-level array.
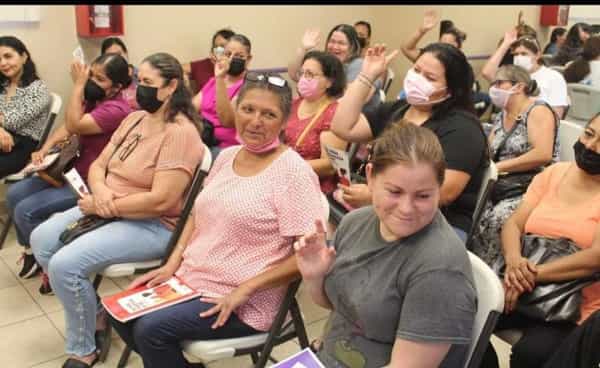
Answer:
[
  {"left": 7, "top": 53, "right": 132, "bottom": 286},
  {"left": 30, "top": 52, "right": 204, "bottom": 368}
]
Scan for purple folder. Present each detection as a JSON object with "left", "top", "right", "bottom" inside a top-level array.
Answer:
[{"left": 272, "top": 347, "right": 326, "bottom": 368}]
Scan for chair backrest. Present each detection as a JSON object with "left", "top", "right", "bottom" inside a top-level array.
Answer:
[
  {"left": 38, "top": 92, "right": 63, "bottom": 149},
  {"left": 384, "top": 67, "right": 395, "bottom": 94},
  {"left": 566, "top": 83, "right": 600, "bottom": 122},
  {"left": 378, "top": 88, "right": 386, "bottom": 103},
  {"left": 464, "top": 251, "right": 504, "bottom": 368},
  {"left": 466, "top": 161, "right": 497, "bottom": 250},
  {"left": 160, "top": 144, "right": 212, "bottom": 265},
  {"left": 558, "top": 120, "right": 584, "bottom": 162}
]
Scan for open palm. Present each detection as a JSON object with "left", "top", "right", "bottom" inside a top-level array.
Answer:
[
  {"left": 302, "top": 28, "right": 321, "bottom": 51},
  {"left": 361, "top": 44, "right": 399, "bottom": 81},
  {"left": 295, "top": 220, "right": 336, "bottom": 280},
  {"left": 422, "top": 9, "right": 438, "bottom": 32}
]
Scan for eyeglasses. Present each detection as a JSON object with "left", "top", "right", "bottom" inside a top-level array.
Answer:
[
  {"left": 516, "top": 36, "right": 541, "bottom": 49},
  {"left": 119, "top": 133, "right": 141, "bottom": 161},
  {"left": 245, "top": 73, "right": 288, "bottom": 88},
  {"left": 295, "top": 69, "right": 324, "bottom": 81}
]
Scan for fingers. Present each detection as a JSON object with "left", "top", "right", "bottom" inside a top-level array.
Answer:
[
  {"left": 314, "top": 219, "right": 326, "bottom": 235},
  {"left": 385, "top": 50, "right": 401, "bottom": 65},
  {"left": 199, "top": 300, "right": 220, "bottom": 318},
  {"left": 127, "top": 271, "right": 156, "bottom": 290},
  {"left": 146, "top": 274, "right": 167, "bottom": 288},
  {"left": 213, "top": 305, "right": 232, "bottom": 329}
]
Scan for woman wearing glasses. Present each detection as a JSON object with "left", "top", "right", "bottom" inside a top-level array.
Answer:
[
  {"left": 288, "top": 24, "right": 382, "bottom": 112},
  {"left": 110, "top": 73, "right": 325, "bottom": 368},
  {"left": 7, "top": 53, "right": 132, "bottom": 287},
  {"left": 482, "top": 29, "right": 569, "bottom": 119},
  {"left": 30, "top": 52, "right": 204, "bottom": 368},
  {"left": 285, "top": 50, "right": 349, "bottom": 194},
  {"left": 192, "top": 33, "right": 252, "bottom": 158}
]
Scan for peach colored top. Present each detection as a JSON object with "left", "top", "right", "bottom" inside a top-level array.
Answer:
[
  {"left": 104, "top": 110, "right": 204, "bottom": 229},
  {"left": 176, "top": 146, "right": 324, "bottom": 331},
  {"left": 523, "top": 162, "right": 600, "bottom": 323}
]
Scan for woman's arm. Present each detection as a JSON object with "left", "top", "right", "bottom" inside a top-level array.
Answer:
[
  {"left": 309, "top": 131, "right": 347, "bottom": 177},
  {"left": 481, "top": 29, "right": 517, "bottom": 82},
  {"left": 400, "top": 9, "right": 438, "bottom": 63},
  {"left": 288, "top": 28, "right": 321, "bottom": 83},
  {"left": 215, "top": 76, "right": 236, "bottom": 128},
  {"left": 0, "top": 80, "right": 51, "bottom": 133},
  {"left": 495, "top": 107, "right": 556, "bottom": 173},
  {"left": 536, "top": 225, "right": 600, "bottom": 283},
  {"left": 65, "top": 62, "right": 105, "bottom": 135},
  {"left": 388, "top": 338, "right": 451, "bottom": 368},
  {"left": 439, "top": 169, "right": 471, "bottom": 206}
]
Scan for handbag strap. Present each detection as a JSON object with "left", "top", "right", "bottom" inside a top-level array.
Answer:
[
  {"left": 493, "top": 113, "right": 522, "bottom": 162},
  {"left": 105, "top": 115, "right": 145, "bottom": 178},
  {"left": 294, "top": 99, "right": 333, "bottom": 149}
]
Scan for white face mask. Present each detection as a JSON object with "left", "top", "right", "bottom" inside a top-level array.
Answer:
[
  {"left": 488, "top": 85, "right": 517, "bottom": 109},
  {"left": 513, "top": 55, "right": 534, "bottom": 72}
]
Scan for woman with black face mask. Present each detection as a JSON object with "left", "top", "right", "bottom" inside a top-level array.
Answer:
[
  {"left": 6, "top": 53, "right": 132, "bottom": 290},
  {"left": 481, "top": 112, "right": 600, "bottom": 368},
  {"left": 192, "top": 34, "right": 252, "bottom": 158}
]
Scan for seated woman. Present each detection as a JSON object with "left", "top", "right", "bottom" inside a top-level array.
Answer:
[
  {"left": 543, "top": 27, "right": 567, "bottom": 57},
  {"left": 183, "top": 28, "right": 235, "bottom": 93},
  {"left": 472, "top": 65, "right": 559, "bottom": 266},
  {"left": 484, "top": 113, "right": 600, "bottom": 368},
  {"left": 331, "top": 43, "right": 488, "bottom": 241},
  {"left": 288, "top": 24, "right": 382, "bottom": 112},
  {"left": 0, "top": 36, "right": 51, "bottom": 178},
  {"left": 564, "top": 36, "right": 600, "bottom": 88},
  {"left": 101, "top": 37, "right": 139, "bottom": 110},
  {"left": 285, "top": 50, "right": 348, "bottom": 194},
  {"left": 400, "top": 9, "right": 466, "bottom": 63},
  {"left": 30, "top": 52, "right": 204, "bottom": 368},
  {"left": 109, "top": 73, "right": 324, "bottom": 368},
  {"left": 551, "top": 22, "right": 592, "bottom": 66},
  {"left": 192, "top": 34, "right": 251, "bottom": 157},
  {"left": 482, "top": 30, "right": 569, "bottom": 119},
  {"left": 7, "top": 53, "right": 132, "bottom": 284},
  {"left": 296, "top": 121, "right": 477, "bottom": 368}
]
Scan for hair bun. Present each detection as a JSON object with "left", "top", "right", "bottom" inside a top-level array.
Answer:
[{"left": 527, "top": 79, "right": 540, "bottom": 96}]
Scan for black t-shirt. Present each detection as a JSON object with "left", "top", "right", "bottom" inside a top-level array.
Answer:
[{"left": 365, "top": 100, "right": 488, "bottom": 233}]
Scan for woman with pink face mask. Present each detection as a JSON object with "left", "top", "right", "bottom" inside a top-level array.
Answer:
[
  {"left": 284, "top": 51, "right": 348, "bottom": 194},
  {"left": 482, "top": 29, "right": 569, "bottom": 119},
  {"left": 331, "top": 43, "right": 488, "bottom": 241},
  {"left": 471, "top": 65, "right": 559, "bottom": 267}
]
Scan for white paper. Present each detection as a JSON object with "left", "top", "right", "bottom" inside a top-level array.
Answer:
[
  {"left": 93, "top": 5, "right": 110, "bottom": 28},
  {"left": 63, "top": 168, "right": 89, "bottom": 198},
  {"left": 72, "top": 46, "right": 85, "bottom": 65}
]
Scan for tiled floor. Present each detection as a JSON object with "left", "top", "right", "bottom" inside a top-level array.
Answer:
[{"left": 0, "top": 215, "right": 511, "bottom": 368}]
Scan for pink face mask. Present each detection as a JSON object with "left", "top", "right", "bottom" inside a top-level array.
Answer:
[
  {"left": 403, "top": 68, "right": 448, "bottom": 106},
  {"left": 298, "top": 77, "right": 321, "bottom": 100},
  {"left": 235, "top": 131, "right": 281, "bottom": 154}
]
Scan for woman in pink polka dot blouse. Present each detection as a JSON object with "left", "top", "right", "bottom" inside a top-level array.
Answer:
[{"left": 110, "top": 72, "right": 325, "bottom": 368}]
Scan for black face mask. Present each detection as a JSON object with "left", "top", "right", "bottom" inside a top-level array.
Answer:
[
  {"left": 136, "top": 85, "right": 164, "bottom": 113},
  {"left": 84, "top": 80, "right": 106, "bottom": 103},
  {"left": 574, "top": 140, "right": 600, "bottom": 175},
  {"left": 227, "top": 57, "right": 246, "bottom": 76},
  {"left": 357, "top": 37, "right": 368, "bottom": 49}
]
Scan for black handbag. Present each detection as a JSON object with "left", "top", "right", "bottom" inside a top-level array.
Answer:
[
  {"left": 58, "top": 117, "right": 144, "bottom": 245},
  {"left": 38, "top": 136, "right": 81, "bottom": 188},
  {"left": 493, "top": 234, "right": 600, "bottom": 323},
  {"left": 201, "top": 118, "right": 220, "bottom": 147}
]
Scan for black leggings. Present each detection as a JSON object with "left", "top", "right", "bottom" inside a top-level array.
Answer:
[
  {"left": 482, "top": 310, "right": 600, "bottom": 368},
  {"left": 0, "top": 133, "right": 38, "bottom": 179}
]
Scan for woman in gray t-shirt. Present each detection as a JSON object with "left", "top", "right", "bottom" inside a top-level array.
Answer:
[{"left": 296, "top": 120, "right": 477, "bottom": 368}]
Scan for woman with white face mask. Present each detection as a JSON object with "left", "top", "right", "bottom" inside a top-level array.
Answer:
[
  {"left": 471, "top": 65, "right": 559, "bottom": 267},
  {"left": 482, "top": 29, "right": 569, "bottom": 119},
  {"left": 330, "top": 43, "right": 488, "bottom": 241}
]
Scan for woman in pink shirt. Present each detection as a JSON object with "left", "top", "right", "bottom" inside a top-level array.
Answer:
[
  {"left": 111, "top": 73, "right": 325, "bottom": 368},
  {"left": 192, "top": 34, "right": 252, "bottom": 158},
  {"left": 483, "top": 113, "right": 600, "bottom": 368}
]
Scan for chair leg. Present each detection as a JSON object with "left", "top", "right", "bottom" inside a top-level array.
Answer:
[
  {"left": 250, "top": 352, "right": 259, "bottom": 364},
  {"left": 290, "top": 299, "right": 309, "bottom": 348},
  {"left": 0, "top": 215, "right": 13, "bottom": 250},
  {"left": 117, "top": 346, "right": 132, "bottom": 368}
]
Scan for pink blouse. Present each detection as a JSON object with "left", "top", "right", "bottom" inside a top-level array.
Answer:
[{"left": 200, "top": 77, "right": 243, "bottom": 148}]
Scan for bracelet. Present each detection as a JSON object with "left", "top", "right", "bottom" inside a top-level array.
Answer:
[
  {"left": 356, "top": 76, "right": 372, "bottom": 89},
  {"left": 358, "top": 72, "right": 375, "bottom": 86}
]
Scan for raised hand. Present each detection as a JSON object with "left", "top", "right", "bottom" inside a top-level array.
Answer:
[
  {"left": 214, "top": 54, "right": 231, "bottom": 79},
  {"left": 70, "top": 60, "right": 90, "bottom": 87},
  {"left": 301, "top": 28, "right": 321, "bottom": 51},
  {"left": 421, "top": 9, "right": 439, "bottom": 33},
  {"left": 502, "top": 28, "right": 518, "bottom": 47},
  {"left": 294, "top": 220, "right": 336, "bottom": 281},
  {"left": 361, "top": 44, "right": 399, "bottom": 82}
]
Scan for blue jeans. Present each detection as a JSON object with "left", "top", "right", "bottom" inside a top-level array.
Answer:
[
  {"left": 30, "top": 206, "right": 172, "bottom": 357},
  {"left": 6, "top": 176, "right": 78, "bottom": 246},
  {"left": 110, "top": 299, "right": 259, "bottom": 368}
]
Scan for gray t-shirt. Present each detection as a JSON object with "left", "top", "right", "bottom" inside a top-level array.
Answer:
[{"left": 318, "top": 207, "right": 477, "bottom": 368}]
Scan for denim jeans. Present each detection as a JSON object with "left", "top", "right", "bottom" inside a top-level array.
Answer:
[
  {"left": 30, "top": 206, "right": 172, "bottom": 357},
  {"left": 6, "top": 176, "right": 78, "bottom": 246},
  {"left": 110, "top": 298, "right": 259, "bottom": 368}
]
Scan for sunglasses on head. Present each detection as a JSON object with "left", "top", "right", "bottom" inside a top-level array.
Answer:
[{"left": 244, "top": 72, "right": 287, "bottom": 88}]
